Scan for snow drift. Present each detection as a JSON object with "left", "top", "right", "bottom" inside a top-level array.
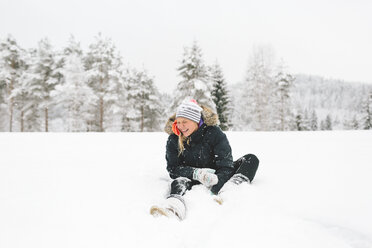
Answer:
[{"left": 1, "top": 131, "right": 371, "bottom": 248}]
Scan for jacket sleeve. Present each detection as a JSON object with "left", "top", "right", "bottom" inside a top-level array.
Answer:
[
  {"left": 166, "top": 135, "right": 195, "bottom": 180},
  {"left": 210, "top": 127, "right": 235, "bottom": 194}
]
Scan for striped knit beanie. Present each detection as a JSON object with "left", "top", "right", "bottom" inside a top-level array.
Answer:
[{"left": 176, "top": 99, "right": 203, "bottom": 123}]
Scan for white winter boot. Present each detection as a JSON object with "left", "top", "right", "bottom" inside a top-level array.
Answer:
[
  {"left": 214, "top": 173, "right": 250, "bottom": 205},
  {"left": 221, "top": 173, "right": 249, "bottom": 192},
  {"left": 150, "top": 195, "right": 186, "bottom": 221}
]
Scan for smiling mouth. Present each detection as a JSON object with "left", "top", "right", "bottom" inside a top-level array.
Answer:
[{"left": 181, "top": 129, "right": 189, "bottom": 133}]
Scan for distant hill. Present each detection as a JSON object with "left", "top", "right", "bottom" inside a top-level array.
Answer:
[
  {"left": 292, "top": 74, "right": 372, "bottom": 129},
  {"left": 229, "top": 74, "right": 372, "bottom": 131}
]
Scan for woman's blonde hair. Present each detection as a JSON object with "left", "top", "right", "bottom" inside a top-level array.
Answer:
[{"left": 178, "top": 133, "right": 190, "bottom": 156}]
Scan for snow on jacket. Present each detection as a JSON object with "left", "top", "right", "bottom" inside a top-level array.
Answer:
[{"left": 164, "top": 105, "right": 235, "bottom": 194}]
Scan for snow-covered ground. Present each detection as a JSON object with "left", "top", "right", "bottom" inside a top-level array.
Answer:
[{"left": 1, "top": 131, "right": 372, "bottom": 248}]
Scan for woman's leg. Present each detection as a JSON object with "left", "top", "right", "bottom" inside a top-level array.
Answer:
[
  {"left": 151, "top": 177, "right": 193, "bottom": 220},
  {"left": 216, "top": 154, "right": 259, "bottom": 196},
  {"left": 156, "top": 177, "right": 195, "bottom": 220},
  {"left": 233, "top": 154, "right": 260, "bottom": 183}
]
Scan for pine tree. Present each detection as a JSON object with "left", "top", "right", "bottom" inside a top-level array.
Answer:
[
  {"left": 85, "top": 33, "right": 123, "bottom": 132},
  {"left": 272, "top": 63, "right": 294, "bottom": 131},
  {"left": 302, "top": 109, "right": 311, "bottom": 131},
  {"left": 210, "top": 61, "right": 231, "bottom": 130},
  {"left": 0, "top": 78, "right": 5, "bottom": 130},
  {"left": 320, "top": 120, "right": 326, "bottom": 131},
  {"left": 11, "top": 49, "right": 34, "bottom": 132},
  {"left": 361, "top": 91, "right": 372, "bottom": 130},
  {"left": 351, "top": 115, "right": 360, "bottom": 130},
  {"left": 30, "top": 38, "right": 59, "bottom": 132},
  {"left": 122, "top": 68, "right": 163, "bottom": 132},
  {"left": 293, "top": 108, "right": 310, "bottom": 131},
  {"left": 295, "top": 110, "right": 303, "bottom": 131},
  {"left": 323, "top": 114, "right": 333, "bottom": 130},
  {"left": 64, "top": 35, "right": 83, "bottom": 57},
  {"left": 243, "top": 46, "right": 275, "bottom": 131},
  {"left": 0, "top": 35, "right": 25, "bottom": 131},
  {"left": 52, "top": 36, "right": 96, "bottom": 131},
  {"left": 172, "top": 41, "right": 214, "bottom": 110},
  {"left": 21, "top": 49, "right": 42, "bottom": 131},
  {"left": 310, "top": 110, "right": 318, "bottom": 131}
]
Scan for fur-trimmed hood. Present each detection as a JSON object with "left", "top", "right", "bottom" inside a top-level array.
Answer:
[{"left": 164, "top": 105, "right": 219, "bottom": 135}]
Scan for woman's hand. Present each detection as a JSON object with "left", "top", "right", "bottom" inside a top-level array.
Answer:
[{"left": 193, "top": 168, "right": 218, "bottom": 187}]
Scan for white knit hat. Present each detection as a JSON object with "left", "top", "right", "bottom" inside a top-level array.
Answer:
[{"left": 176, "top": 99, "right": 203, "bottom": 123}]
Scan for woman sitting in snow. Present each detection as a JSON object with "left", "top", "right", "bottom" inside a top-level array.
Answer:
[{"left": 150, "top": 98, "right": 259, "bottom": 220}]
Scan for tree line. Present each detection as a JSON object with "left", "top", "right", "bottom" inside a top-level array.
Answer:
[
  {"left": 0, "top": 34, "right": 165, "bottom": 132},
  {"left": 1, "top": 34, "right": 371, "bottom": 132}
]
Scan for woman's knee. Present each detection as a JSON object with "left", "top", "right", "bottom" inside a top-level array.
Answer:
[
  {"left": 243, "top": 154, "right": 259, "bottom": 165},
  {"left": 235, "top": 154, "right": 259, "bottom": 182}
]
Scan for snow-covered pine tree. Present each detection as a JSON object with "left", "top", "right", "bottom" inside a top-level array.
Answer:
[
  {"left": 48, "top": 48, "right": 66, "bottom": 131},
  {"left": 310, "top": 109, "right": 318, "bottom": 131},
  {"left": 172, "top": 41, "right": 215, "bottom": 110},
  {"left": 121, "top": 69, "right": 139, "bottom": 132},
  {"left": 293, "top": 108, "right": 310, "bottom": 131},
  {"left": 14, "top": 48, "right": 42, "bottom": 132},
  {"left": 295, "top": 110, "right": 303, "bottom": 131},
  {"left": 321, "top": 114, "right": 333, "bottom": 130},
  {"left": 63, "top": 35, "right": 83, "bottom": 57},
  {"left": 85, "top": 33, "right": 123, "bottom": 132},
  {"left": 52, "top": 36, "right": 96, "bottom": 131},
  {"left": 320, "top": 121, "right": 325, "bottom": 130},
  {"left": 352, "top": 115, "right": 360, "bottom": 130},
  {"left": 10, "top": 49, "right": 35, "bottom": 132},
  {"left": 229, "top": 81, "right": 247, "bottom": 130},
  {"left": 302, "top": 109, "right": 311, "bottom": 131},
  {"left": 210, "top": 61, "right": 231, "bottom": 131},
  {"left": 0, "top": 35, "right": 25, "bottom": 131},
  {"left": 272, "top": 63, "right": 294, "bottom": 131},
  {"left": 122, "top": 68, "right": 163, "bottom": 132},
  {"left": 0, "top": 77, "right": 5, "bottom": 130},
  {"left": 361, "top": 91, "right": 372, "bottom": 130},
  {"left": 29, "top": 38, "right": 59, "bottom": 132},
  {"left": 158, "top": 92, "right": 172, "bottom": 124},
  {"left": 344, "top": 114, "right": 360, "bottom": 130},
  {"left": 243, "top": 46, "right": 275, "bottom": 131}
]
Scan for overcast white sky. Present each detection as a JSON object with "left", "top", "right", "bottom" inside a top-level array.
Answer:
[{"left": 1, "top": 0, "right": 371, "bottom": 93}]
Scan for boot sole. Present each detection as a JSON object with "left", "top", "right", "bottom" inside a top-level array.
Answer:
[
  {"left": 150, "top": 206, "right": 170, "bottom": 217},
  {"left": 150, "top": 205, "right": 183, "bottom": 221}
]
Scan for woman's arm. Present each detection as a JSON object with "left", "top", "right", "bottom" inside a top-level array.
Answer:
[{"left": 166, "top": 135, "right": 195, "bottom": 180}]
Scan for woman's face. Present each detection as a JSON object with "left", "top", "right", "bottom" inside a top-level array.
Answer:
[{"left": 176, "top": 117, "right": 198, "bottom": 137}]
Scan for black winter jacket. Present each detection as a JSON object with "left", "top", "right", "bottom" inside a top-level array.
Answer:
[{"left": 164, "top": 106, "right": 235, "bottom": 194}]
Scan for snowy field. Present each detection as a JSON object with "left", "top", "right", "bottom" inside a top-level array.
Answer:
[{"left": 1, "top": 131, "right": 372, "bottom": 248}]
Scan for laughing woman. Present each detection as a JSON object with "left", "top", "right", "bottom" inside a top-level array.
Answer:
[{"left": 150, "top": 99, "right": 259, "bottom": 220}]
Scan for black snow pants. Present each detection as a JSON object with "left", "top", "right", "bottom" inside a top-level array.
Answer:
[{"left": 169, "top": 154, "right": 259, "bottom": 196}]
